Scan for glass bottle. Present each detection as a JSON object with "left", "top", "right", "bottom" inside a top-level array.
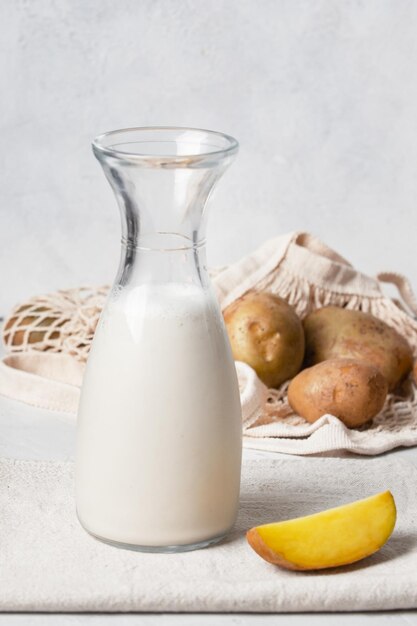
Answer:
[{"left": 75, "top": 127, "right": 242, "bottom": 552}]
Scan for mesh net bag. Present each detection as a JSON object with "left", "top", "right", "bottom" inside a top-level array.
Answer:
[{"left": 2, "top": 231, "right": 417, "bottom": 455}]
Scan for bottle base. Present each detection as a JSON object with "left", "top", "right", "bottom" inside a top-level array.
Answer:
[{"left": 80, "top": 522, "right": 228, "bottom": 553}]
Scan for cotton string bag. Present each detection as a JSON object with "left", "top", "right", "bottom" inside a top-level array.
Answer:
[{"left": 2, "top": 231, "right": 417, "bottom": 455}]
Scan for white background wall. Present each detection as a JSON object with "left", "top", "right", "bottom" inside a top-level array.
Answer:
[{"left": 1, "top": 0, "right": 417, "bottom": 314}]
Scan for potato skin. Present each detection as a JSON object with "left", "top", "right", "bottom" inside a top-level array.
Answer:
[
  {"left": 288, "top": 358, "right": 388, "bottom": 427},
  {"left": 303, "top": 306, "right": 413, "bottom": 390},
  {"left": 224, "top": 291, "right": 305, "bottom": 388}
]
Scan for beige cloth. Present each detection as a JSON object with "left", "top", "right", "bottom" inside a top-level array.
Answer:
[
  {"left": 1, "top": 231, "right": 417, "bottom": 456},
  {"left": 1, "top": 455, "right": 417, "bottom": 612},
  {"left": 0, "top": 352, "right": 82, "bottom": 413}
]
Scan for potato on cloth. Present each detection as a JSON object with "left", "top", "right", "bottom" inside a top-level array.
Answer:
[{"left": 247, "top": 491, "right": 396, "bottom": 571}]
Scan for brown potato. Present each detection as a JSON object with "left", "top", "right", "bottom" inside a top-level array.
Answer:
[
  {"left": 303, "top": 306, "right": 413, "bottom": 390},
  {"left": 224, "top": 291, "right": 305, "bottom": 388},
  {"left": 288, "top": 358, "right": 388, "bottom": 427},
  {"left": 414, "top": 361, "right": 417, "bottom": 386}
]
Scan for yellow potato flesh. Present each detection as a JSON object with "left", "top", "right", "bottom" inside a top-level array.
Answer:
[{"left": 247, "top": 491, "right": 396, "bottom": 570}]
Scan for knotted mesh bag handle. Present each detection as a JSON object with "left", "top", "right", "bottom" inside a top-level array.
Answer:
[{"left": 377, "top": 272, "right": 417, "bottom": 319}]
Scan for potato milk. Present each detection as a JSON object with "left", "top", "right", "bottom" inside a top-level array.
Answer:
[{"left": 76, "top": 283, "right": 242, "bottom": 548}]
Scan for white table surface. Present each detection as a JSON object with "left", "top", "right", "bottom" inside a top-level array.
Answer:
[{"left": 1, "top": 393, "right": 417, "bottom": 626}]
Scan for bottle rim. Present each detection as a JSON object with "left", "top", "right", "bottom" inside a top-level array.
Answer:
[{"left": 92, "top": 126, "right": 239, "bottom": 165}]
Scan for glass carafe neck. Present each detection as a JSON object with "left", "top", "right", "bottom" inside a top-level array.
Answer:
[{"left": 93, "top": 127, "right": 238, "bottom": 288}]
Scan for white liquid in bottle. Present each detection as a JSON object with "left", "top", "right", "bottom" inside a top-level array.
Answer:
[{"left": 76, "top": 283, "right": 242, "bottom": 549}]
